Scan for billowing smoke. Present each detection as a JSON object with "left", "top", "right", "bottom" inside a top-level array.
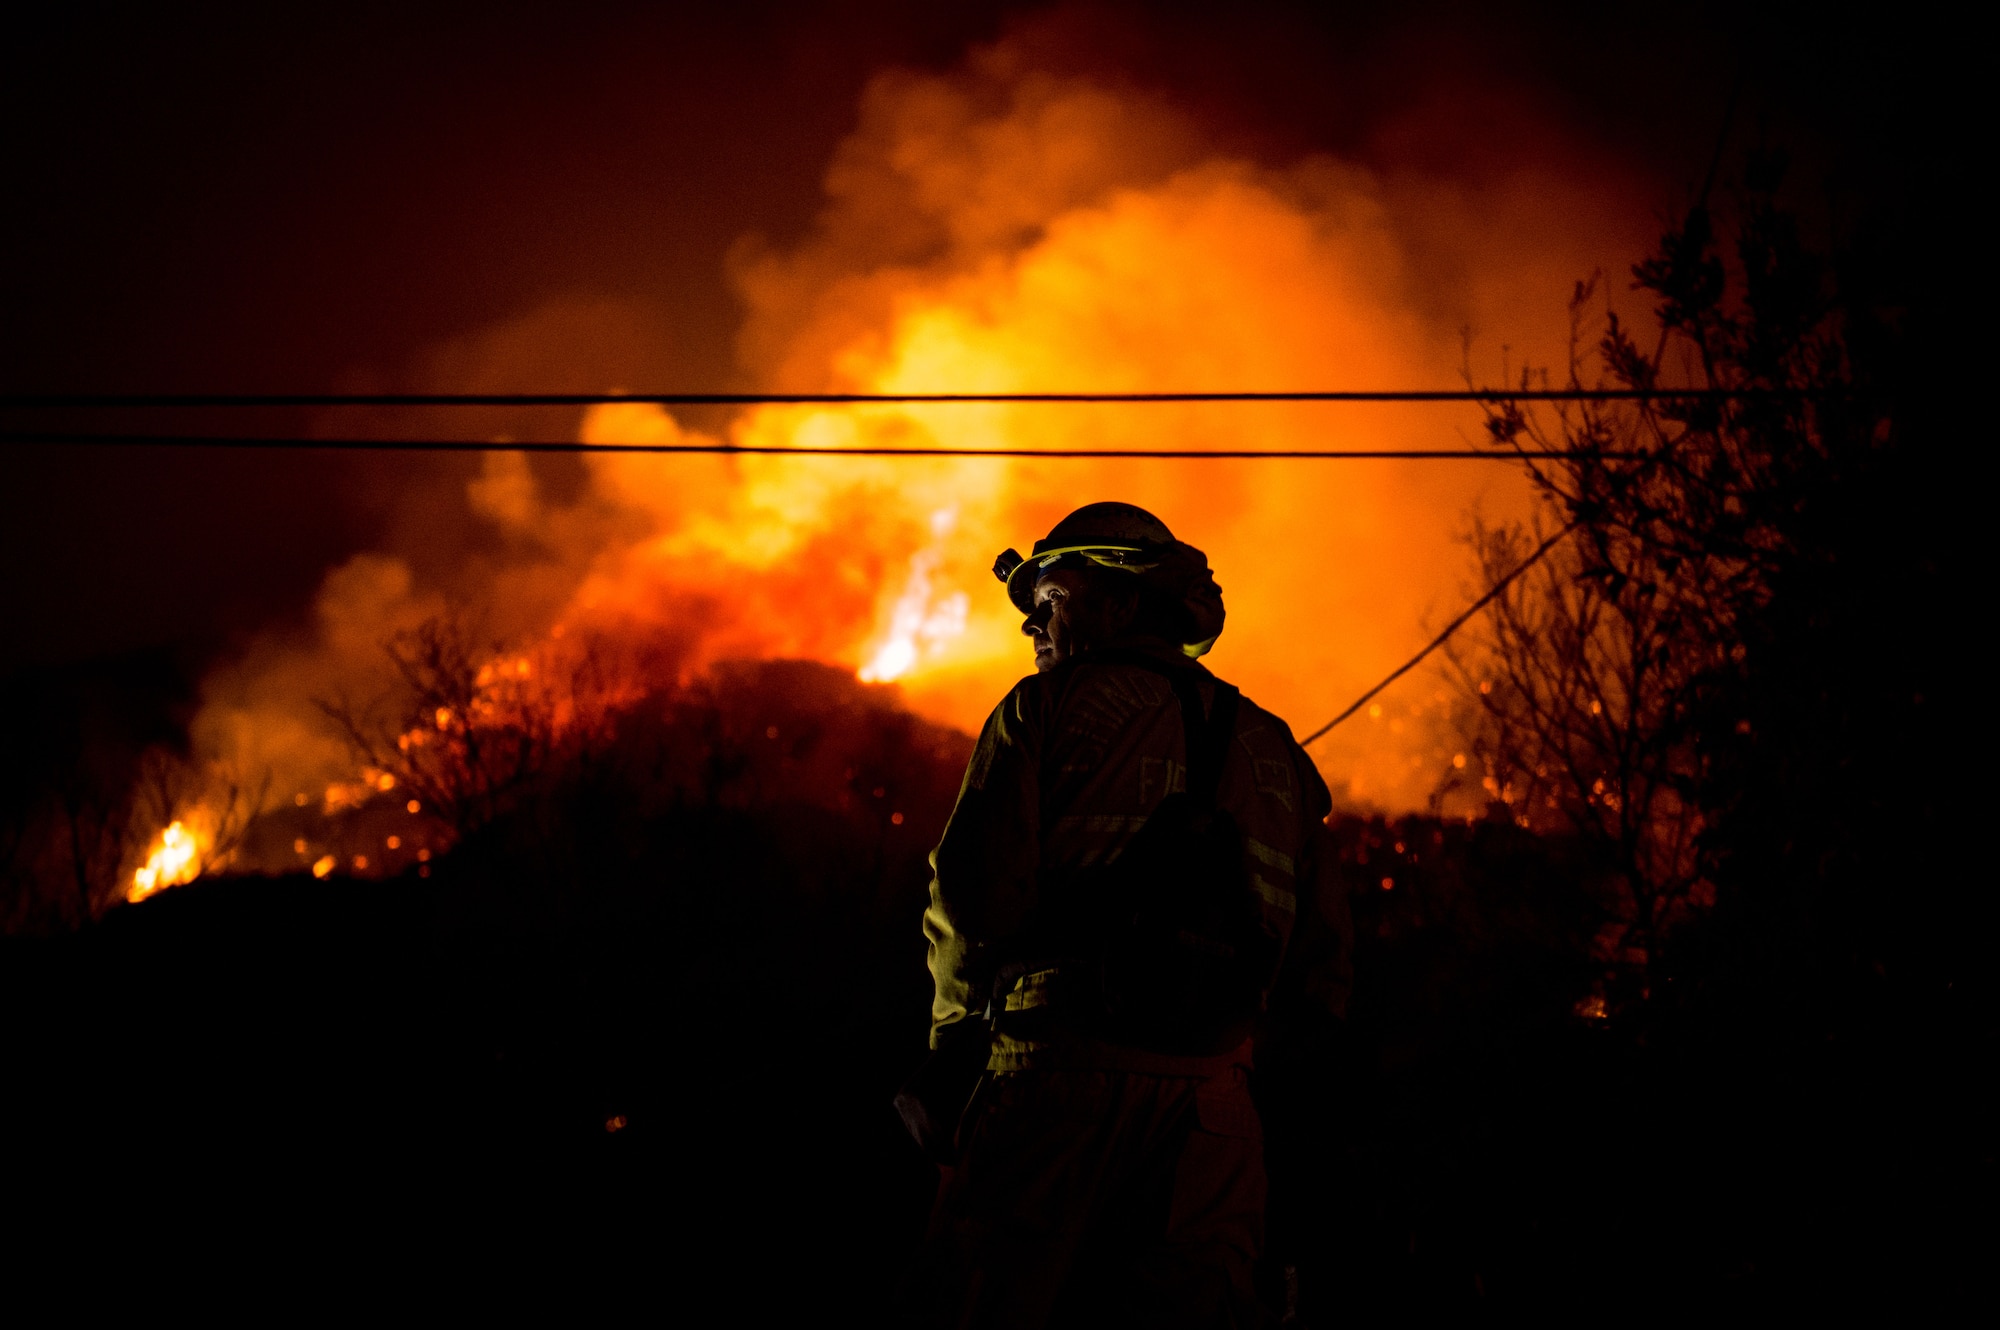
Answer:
[{"left": 148, "top": 37, "right": 1658, "bottom": 889}]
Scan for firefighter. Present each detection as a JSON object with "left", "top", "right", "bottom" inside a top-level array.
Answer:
[{"left": 903, "top": 502, "right": 1351, "bottom": 1327}]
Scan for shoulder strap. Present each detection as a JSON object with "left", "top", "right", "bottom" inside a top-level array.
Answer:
[
  {"left": 1083, "top": 648, "right": 1239, "bottom": 810},
  {"left": 1171, "top": 671, "right": 1239, "bottom": 811}
]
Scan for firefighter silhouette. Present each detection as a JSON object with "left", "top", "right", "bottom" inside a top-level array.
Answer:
[{"left": 900, "top": 502, "right": 1352, "bottom": 1327}]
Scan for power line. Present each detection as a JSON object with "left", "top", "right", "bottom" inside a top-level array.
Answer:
[
  {"left": 1298, "top": 293, "right": 1744, "bottom": 739},
  {"left": 0, "top": 388, "right": 1801, "bottom": 409},
  {"left": 0, "top": 426, "right": 1608, "bottom": 734},
  {"left": 22, "top": 419, "right": 1593, "bottom": 743},
  {"left": 0, "top": 399, "right": 1651, "bottom": 744},
  {"left": 1300, "top": 521, "right": 1578, "bottom": 745},
  {"left": 0, "top": 431, "right": 1639, "bottom": 460}
]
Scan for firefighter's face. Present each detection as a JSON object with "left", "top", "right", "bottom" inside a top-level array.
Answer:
[{"left": 1025, "top": 569, "right": 1136, "bottom": 672}]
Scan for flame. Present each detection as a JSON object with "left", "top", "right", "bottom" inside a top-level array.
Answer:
[
  {"left": 859, "top": 508, "right": 970, "bottom": 683},
  {"left": 161, "top": 45, "right": 1656, "bottom": 880},
  {"left": 529, "top": 58, "right": 1647, "bottom": 795},
  {"left": 130, "top": 818, "right": 209, "bottom": 902}
]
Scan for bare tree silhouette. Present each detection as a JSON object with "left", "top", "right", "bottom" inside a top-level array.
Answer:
[
  {"left": 320, "top": 614, "right": 622, "bottom": 843},
  {"left": 1449, "top": 503, "right": 1712, "bottom": 986},
  {"left": 1451, "top": 154, "right": 1900, "bottom": 1006}
]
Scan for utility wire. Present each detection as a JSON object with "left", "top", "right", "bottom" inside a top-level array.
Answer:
[
  {"left": 0, "top": 424, "right": 1613, "bottom": 738},
  {"left": 1300, "top": 521, "right": 1578, "bottom": 746},
  {"left": 1301, "top": 92, "right": 1755, "bottom": 743},
  {"left": 1298, "top": 82, "right": 1752, "bottom": 742},
  {"left": 0, "top": 390, "right": 1670, "bottom": 743},
  {"left": 0, "top": 425, "right": 1599, "bottom": 737},
  {"left": 0, "top": 388, "right": 1804, "bottom": 409},
  {"left": 0, "top": 431, "right": 1637, "bottom": 460}
]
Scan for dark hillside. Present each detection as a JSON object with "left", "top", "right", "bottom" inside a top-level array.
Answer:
[
  {"left": 4, "top": 661, "right": 967, "bottom": 1301},
  {"left": 3, "top": 671, "right": 1984, "bottom": 1314}
]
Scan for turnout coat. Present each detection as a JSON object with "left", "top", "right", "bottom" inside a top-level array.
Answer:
[{"left": 923, "top": 641, "right": 1352, "bottom": 1071}]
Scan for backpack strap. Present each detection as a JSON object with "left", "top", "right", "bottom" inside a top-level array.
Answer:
[
  {"left": 1186, "top": 676, "right": 1240, "bottom": 811},
  {"left": 1081, "top": 648, "right": 1239, "bottom": 810}
]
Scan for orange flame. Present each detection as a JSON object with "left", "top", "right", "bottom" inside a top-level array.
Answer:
[
  {"left": 130, "top": 818, "right": 209, "bottom": 902},
  {"left": 166, "top": 48, "right": 1656, "bottom": 878},
  {"left": 858, "top": 508, "right": 970, "bottom": 683}
]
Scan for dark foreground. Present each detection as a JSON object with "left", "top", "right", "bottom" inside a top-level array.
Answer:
[{"left": 6, "top": 806, "right": 1984, "bottom": 1319}]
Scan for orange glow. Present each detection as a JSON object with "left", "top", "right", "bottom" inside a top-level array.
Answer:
[
  {"left": 857, "top": 509, "right": 968, "bottom": 683},
  {"left": 160, "top": 49, "right": 1656, "bottom": 881},
  {"left": 130, "top": 819, "right": 208, "bottom": 902},
  {"left": 524, "top": 63, "right": 1642, "bottom": 810}
]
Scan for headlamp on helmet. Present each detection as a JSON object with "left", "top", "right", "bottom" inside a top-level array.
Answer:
[{"left": 990, "top": 502, "right": 1225, "bottom": 658}]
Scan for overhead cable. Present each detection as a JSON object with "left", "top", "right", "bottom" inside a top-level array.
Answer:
[
  {"left": 1299, "top": 521, "right": 1579, "bottom": 745},
  {"left": 0, "top": 387, "right": 1805, "bottom": 409},
  {"left": 0, "top": 431, "right": 1638, "bottom": 460}
]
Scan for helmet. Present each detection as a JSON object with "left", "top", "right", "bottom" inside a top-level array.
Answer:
[{"left": 992, "top": 502, "right": 1226, "bottom": 657}]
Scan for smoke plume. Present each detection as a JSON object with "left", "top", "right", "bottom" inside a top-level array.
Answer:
[{"left": 157, "top": 36, "right": 1659, "bottom": 885}]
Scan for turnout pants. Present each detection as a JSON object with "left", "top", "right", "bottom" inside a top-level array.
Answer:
[{"left": 911, "top": 1055, "right": 1266, "bottom": 1329}]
